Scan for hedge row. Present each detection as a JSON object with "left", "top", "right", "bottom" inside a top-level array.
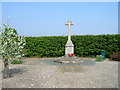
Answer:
[{"left": 24, "top": 34, "right": 120, "bottom": 58}]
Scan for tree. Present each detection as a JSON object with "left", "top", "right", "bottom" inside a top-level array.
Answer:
[{"left": 0, "top": 24, "right": 26, "bottom": 78}]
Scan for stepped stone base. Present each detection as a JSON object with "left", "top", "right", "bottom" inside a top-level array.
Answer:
[{"left": 54, "top": 56, "right": 84, "bottom": 64}]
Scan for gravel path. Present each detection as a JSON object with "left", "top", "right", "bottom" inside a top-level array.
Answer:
[
  {"left": 2, "top": 58, "right": 118, "bottom": 88},
  {"left": 0, "top": 59, "right": 2, "bottom": 89}
]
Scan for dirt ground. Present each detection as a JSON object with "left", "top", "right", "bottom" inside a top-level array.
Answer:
[{"left": 1, "top": 58, "right": 118, "bottom": 88}]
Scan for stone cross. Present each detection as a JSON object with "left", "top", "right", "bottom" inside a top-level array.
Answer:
[
  {"left": 65, "top": 20, "right": 74, "bottom": 41},
  {"left": 65, "top": 20, "right": 74, "bottom": 55}
]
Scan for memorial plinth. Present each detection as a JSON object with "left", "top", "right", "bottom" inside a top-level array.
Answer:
[{"left": 65, "top": 40, "right": 74, "bottom": 55}]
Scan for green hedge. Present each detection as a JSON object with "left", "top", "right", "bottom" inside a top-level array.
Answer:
[{"left": 24, "top": 34, "right": 119, "bottom": 58}]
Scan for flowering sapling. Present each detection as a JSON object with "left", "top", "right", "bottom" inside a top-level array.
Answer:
[{"left": 0, "top": 24, "right": 26, "bottom": 78}]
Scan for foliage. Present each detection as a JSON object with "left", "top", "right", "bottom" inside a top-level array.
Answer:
[
  {"left": 96, "top": 55, "right": 104, "bottom": 61},
  {"left": 24, "top": 34, "right": 120, "bottom": 58},
  {"left": 11, "top": 59, "right": 23, "bottom": 64},
  {"left": 24, "top": 36, "right": 67, "bottom": 57},
  {"left": 0, "top": 24, "right": 26, "bottom": 60}
]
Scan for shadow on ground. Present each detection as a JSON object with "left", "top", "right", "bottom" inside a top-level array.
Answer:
[{"left": 9, "top": 68, "right": 28, "bottom": 77}]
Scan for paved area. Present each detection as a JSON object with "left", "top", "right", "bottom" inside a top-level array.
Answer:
[{"left": 2, "top": 58, "right": 118, "bottom": 88}]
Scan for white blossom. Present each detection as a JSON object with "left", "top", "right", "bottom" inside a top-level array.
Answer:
[{"left": 0, "top": 24, "right": 26, "bottom": 61}]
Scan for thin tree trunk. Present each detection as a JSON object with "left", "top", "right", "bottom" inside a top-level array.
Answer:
[{"left": 3, "top": 58, "right": 9, "bottom": 78}]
